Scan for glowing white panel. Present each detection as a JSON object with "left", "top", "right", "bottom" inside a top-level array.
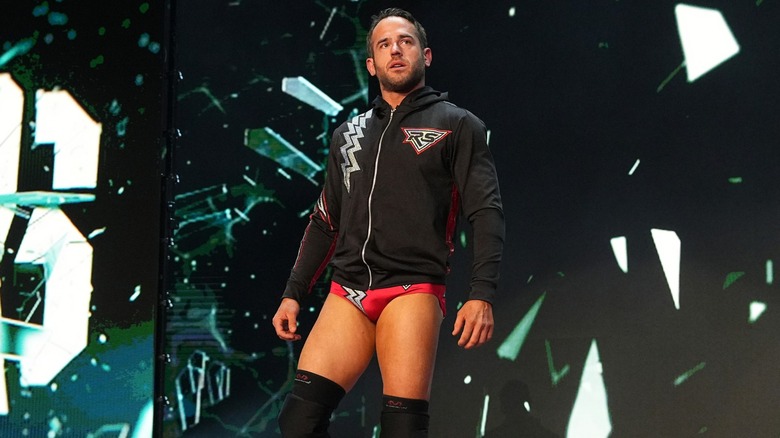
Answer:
[
  {"left": 610, "top": 236, "right": 628, "bottom": 273},
  {"left": 628, "top": 159, "right": 640, "bottom": 176},
  {"left": 15, "top": 207, "right": 93, "bottom": 385},
  {"left": 749, "top": 301, "right": 766, "bottom": 324},
  {"left": 480, "top": 394, "right": 490, "bottom": 437},
  {"left": 675, "top": 4, "right": 740, "bottom": 82},
  {"left": 0, "top": 74, "right": 23, "bottom": 272},
  {"left": 567, "top": 339, "right": 611, "bottom": 438},
  {"left": 0, "top": 73, "right": 23, "bottom": 195},
  {"left": 0, "top": 357, "right": 7, "bottom": 415},
  {"left": 651, "top": 229, "right": 681, "bottom": 309},
  {"left": 282, "top": 76, "right": 343, "bottom": 116},
  {"left": 767, "top": 259, "right": 774, "bottom": 285},
  {"left": 34, "top": 89, "right": 102, "bottom": 190},
  {"left": 131, "top": 400, "right": 154, "bottom": 438}
]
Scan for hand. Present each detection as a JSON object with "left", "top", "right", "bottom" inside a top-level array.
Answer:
[
  {"left": 272, "top": 298, "right": 302, "bottom": 341},
  {"left": 452, "top": 300, "right": 494, "bottom": 349}
]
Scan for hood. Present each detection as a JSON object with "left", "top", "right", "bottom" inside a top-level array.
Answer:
[{"left": 372, "top": 86, "right": 449, "bottom": 116}]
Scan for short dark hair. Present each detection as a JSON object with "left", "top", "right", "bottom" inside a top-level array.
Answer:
[{"left": 366, "top": 8, "right": 428, "bottom": 57}]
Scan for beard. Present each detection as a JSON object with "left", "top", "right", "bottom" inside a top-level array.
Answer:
[{"left": 376, "top": 56, "right": 426, "bottom": 93}]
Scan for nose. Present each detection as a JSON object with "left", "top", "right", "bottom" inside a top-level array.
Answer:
[{"left": 391, "top": 41, "right": 402, "bottom": 54}]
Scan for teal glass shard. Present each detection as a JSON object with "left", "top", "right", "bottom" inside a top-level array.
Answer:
[
  {"left": 497, "top": 292, "right": 546, "bottom": 361},
  {"left": 673, "top": 361, "right": 706, "bottom": 386},
  {"left": 244, "top": 127, "right": 323, "bottom": 185},
  {"left": 0, "top": 191, "right": 95, "bottom": 207},
  {"left": 282, "top": 76, "right": 343, "bottom": 116}
]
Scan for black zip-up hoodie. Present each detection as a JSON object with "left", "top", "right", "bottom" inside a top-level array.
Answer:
[{"left": 283, "top": 86, "right": 504, "bottom": 304}]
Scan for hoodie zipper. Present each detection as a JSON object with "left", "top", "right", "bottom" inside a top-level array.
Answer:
[{"left": 360, "top": 107, "right": 395, "bottom": 289}]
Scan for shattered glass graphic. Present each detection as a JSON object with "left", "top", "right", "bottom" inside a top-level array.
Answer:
[
  {"left": 2, "top": 0, "right": 163, "bottom": 436},
  {"left": 167, "top": 0, "right": 779, "bottom": 437}
]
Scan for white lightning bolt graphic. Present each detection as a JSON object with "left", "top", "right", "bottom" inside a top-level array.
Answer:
[
  {"left": 340, "top": 109, "right": 372, "bottom": 193},
  {"left": 342, "top": 286, "right": 367, "bottom": 314}
]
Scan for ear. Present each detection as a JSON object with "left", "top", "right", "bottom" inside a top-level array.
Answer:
[
  {"left": 423, "top": 48, "right": 432, "bottom": 67},
  {"left": 366, "top": 57, "right": 377, "bottom": 77}
]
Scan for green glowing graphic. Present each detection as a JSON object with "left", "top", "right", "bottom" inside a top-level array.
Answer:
[
  {"left": 90, "top": 54, "right": 105, "bottom": 68},
  {"left": 497, "top": 292, "right": 546, "bottom": 361},
  {"left": 546, "top": 339, "right": 570, "bottom": 386},
  {"left": 282, "top": 76, "right": 344, "bottom": 116},
  {"left": 722, "top": 271, "right": 745, "bottom": 289},
  {"left": 244, "top": 127, "right": 323, "bottom": 185},
  {"left": 567, "top": 339, "right": 611, "bottom": 437},
  {"left": 673, "top": 361, "right": 706, "bottom": 386}
]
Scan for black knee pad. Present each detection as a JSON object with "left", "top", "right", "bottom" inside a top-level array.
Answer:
[
  {"left": 278, "top": 370, "right": 346, "bottom": 438},
  {"left": 380, "top": 395, "right": 430, "bottom": 438}
]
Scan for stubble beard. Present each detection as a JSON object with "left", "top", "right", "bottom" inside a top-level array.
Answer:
[{"left": 378, "top": 57, "right": 426, "bottom": 94}]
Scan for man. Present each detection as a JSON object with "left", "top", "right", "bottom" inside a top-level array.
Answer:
[{"left": 272, "top": 8, "right": 504, "bottom": 437}]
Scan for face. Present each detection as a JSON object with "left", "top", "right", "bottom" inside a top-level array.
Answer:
[{"left": 366, "top": 16, "right": 432, "bottom": 95}]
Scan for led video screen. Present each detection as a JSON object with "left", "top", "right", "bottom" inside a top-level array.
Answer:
[
  {"left": 1, "top": 2, "right": 164, "bottom": 436},
  {"left": 166, "top": 1, "right": 778, "bottom": 436}
]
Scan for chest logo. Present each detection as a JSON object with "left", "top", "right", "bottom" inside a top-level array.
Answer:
[{"left": 401, "top": 127, "right": 451, "bottom": 154}]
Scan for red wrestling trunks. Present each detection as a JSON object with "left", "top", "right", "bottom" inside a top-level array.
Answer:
[{"left": 330, "top": 281, "right": 446, "bottom": 323}]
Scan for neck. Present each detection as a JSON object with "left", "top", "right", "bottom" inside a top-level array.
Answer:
[{"left": 381, "top": 82, "right": 425, "bottom": 109}]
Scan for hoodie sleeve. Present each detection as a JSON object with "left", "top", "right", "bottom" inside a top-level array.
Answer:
[
  {"left": 450, "top": 111, "right": 505, "bottom": 304},
  {"left": 281, "top": 129, "right": 344, "bottom": 302}
]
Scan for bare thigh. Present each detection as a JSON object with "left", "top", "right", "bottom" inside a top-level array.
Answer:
[
  {"left": 298, "top": 293, "right": 376, "bottom": 392},
  {"left": 375, "top": 293, "right": 444, "bottom": 400}
]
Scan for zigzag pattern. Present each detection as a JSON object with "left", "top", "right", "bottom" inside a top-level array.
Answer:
[
  {"left": 342, "top": 286, "right": 367, "bottom": 314},
  {"left": 340, "top": 109, "right": 372, "bottom": 193}
]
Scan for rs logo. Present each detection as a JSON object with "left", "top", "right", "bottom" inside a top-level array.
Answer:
[
  {"left": 0, "top": 73, "right": 101, "bottom": 414},
  {"left": 401, "top": 127, "right": 451, "bottom": 154}
]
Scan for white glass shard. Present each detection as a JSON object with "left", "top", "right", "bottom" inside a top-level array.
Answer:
[
  {"left": 628, "top": 159, "right": 640, "bottom": 176},
  {"left": 675, "top": 4, "right": 740, "bottom": 82},
  {"left": 244, "top": 127, "right": 323, "bottom": 185},
  {"left": 567, "top": 339, "right": 611, "bottom": 438},
  {"left": 610, "top": 236, "right": 628, "bottom": 273},
  {"left": 0, "top": 73, "right": 23, "bottom": 195},
  {"left": 35, "top": 88, "right": 102, "bottom": 190},
  {"left": 0, "top": 358, "right": 7, "bottom": 415},
  {"left": 749, "top": 301, "right": 767, "bottom": 324},
  {"left": 480, "top": 394, "right": 490, "bottom": 437},
  {"left": 651, "top": 229, "right": 681, "bottom": 309},
  {"left": 282, "top": 76, "right": 344, "bottom": 116}
]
